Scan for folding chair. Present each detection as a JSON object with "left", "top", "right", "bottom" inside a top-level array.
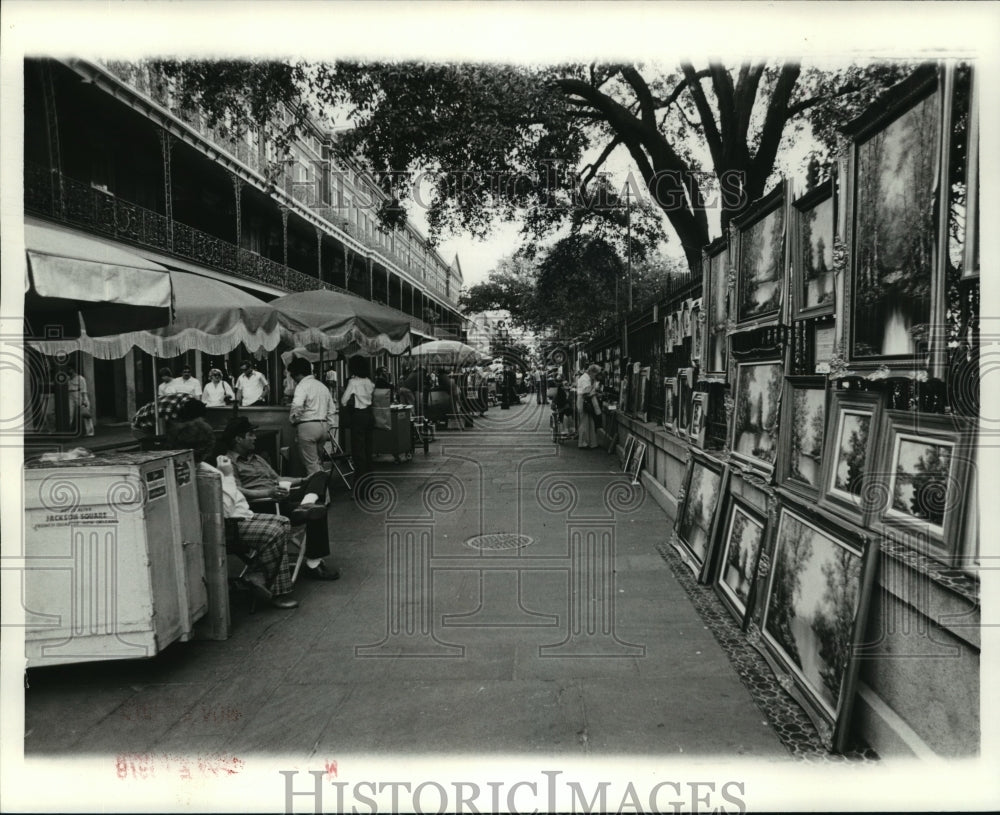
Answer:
[{"left": 323, "top": 428, "right": 356, "bottom": 493}]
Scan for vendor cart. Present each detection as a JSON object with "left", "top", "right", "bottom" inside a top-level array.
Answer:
[
  {"left": 23, "top": 450, "right": 207, "bottom": 667},
  {"left": 372, "top": 405, "right": 415, "bottom": 461}
]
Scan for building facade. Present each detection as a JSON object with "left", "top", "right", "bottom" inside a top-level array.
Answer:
[{"left": 23, "top": 57, "right": 465, "bottom": 429}]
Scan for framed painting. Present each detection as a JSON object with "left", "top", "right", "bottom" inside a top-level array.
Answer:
[
  {"left": 672, "top": 450, "right": 730, "bottom": 582},
  {"left": 818, "top": 389, "right": 883, "bottom": 524},
  {"left": 636, "top": 367, "right": 650, "bottom": 423},
  {"left": 776, "top": 376, "right": 829, "bottom": 502},
  {"left": 689, "top": 391, "right": 709, "bottom": 448},
  {"left": 671, "top": 312, "right": 682, "bottom": 349},
  {"left": 729, "top": 359, "right": 784, "bottom": 475},
  {"left": 792, "top": 179, "right": 837, "bottom": 320},
  {"left": 733, "top": 185, "right": 786, "bottom": 329},
  {"left": 843, "top": 66, "right": 945, "bottom": 369},
  {"left": 713, "top": 492, "right": 768, "bottom": 629},
  {"left": 662, "top": 376, "right": 677, "bottom": 432},
  {"left": 701, "top": 238, "right": 730, "bottom": 378},
  {"left": 870, "top": 411, "right": 975, "bottom": 567},
  {"left": 755, "top": 500, "right": 879, "bottom": 752},
  {"left": 676, "top": 369, "right": 693, "bottom": 439},
  {"left": 681, "top": 300, "right": 692, "bottom": 338},
  {"left": 625, "top": 441, "right": 647, "bottom": 486},
  {"left": 690, "top": 298, "right": 703, "bottom": 369}
]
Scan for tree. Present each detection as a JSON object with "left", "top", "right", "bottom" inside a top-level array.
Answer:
[
  {"left": 812, "top": 547, "right": 861, "bottom": 705},
  {"left": 140, "top": 59, "right": 915, "bottom": 275}
]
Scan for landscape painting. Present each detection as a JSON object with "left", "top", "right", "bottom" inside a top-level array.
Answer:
[
  {"left": 717, "top": 499, "right": 767, "bottom": 625},
  {"left": 762, "top": 507, "right": 866, "bottom": 719},
  {"left": 691, "top": 301, "right": 703, "bottom": 365},
  {"left": 788, "top": 385, "right": 827, "bottom": 491},
  {"left": 795, "top": 186, "right": 836, "bottom": 315},
  {"left": 851, "top": 87, "right": 940, "bottom": 358},
  {"left": 704, "top": 243, "right": 730, "bottom": 375},
  {"left": 677, "top": 371, "right": 692, "bottom": 436},
  {"left": 829, "top": 409, "right": 873, "bottom": 503},
  {"left": 676, "top": 459, "right": 724, "bottom": 567},
  {"left": 689, "top": 391, "right": 709, "bottom": 447},
  {"left": 663, "top": 377, "right": 677, "bottom": 431},
  {"left": 737, "top": 197, "right": 785, "bottom": 324},
  {"left": 731, "top": 361, "right": 783, "bottom": 472},
  {"left": 885, "top": 433, "right": 955, "bottom": 533}
]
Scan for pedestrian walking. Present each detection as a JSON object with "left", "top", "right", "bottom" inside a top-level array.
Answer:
[
  {"left": 576, "top": 364, "right": 602, "bottom": 449},
  {"left": 288, "top": 356, "right": 335, "bottom": 477},
  {"left": 65, "top": 364, "right": 95, "bottom": 436},
  {"left": 341, "top": 356, "right": 376, "bottom": 485}
]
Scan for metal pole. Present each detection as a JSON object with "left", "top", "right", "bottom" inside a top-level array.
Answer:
[{"left": 626, "top": 185, "right": 632, "bottom": 312}]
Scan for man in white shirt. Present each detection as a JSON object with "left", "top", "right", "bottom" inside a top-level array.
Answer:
[
  {"left": 288, "top": 356, "right": 335, "bottom": 476},
  {"left": 235, "top": 360, "right": 270, "bottom": 407},
  {"left": 171, "top": 365, "right": 203, "bottom": 399}
]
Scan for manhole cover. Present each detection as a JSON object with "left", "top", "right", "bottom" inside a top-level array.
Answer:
[{"left": 465, "top": 533, "right": 534, "bottom": 551}]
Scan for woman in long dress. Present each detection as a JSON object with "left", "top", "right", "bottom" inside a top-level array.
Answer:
[{"left": 576, "top": 364, "right": 602, "bottom": 449}]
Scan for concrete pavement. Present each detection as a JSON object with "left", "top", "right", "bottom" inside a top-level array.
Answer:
[{"left": 24, "top": 401, "right": 791, "bottom": 766}]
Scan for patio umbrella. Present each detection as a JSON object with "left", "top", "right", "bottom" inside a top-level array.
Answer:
[
  {"left": 24, "top": 218, "right": 173, "bottom": 338},
  {"left": 409, "top": 339, "right": 480, "bottom": 367},
  {"left": 270, "top": 289, "right": 411, "bottom": 356},
  {"left": 28, "top": 270, "right": 281, "bottom": 359}
]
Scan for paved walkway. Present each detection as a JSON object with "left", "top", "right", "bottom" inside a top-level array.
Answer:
[{"left": 24, "top": 401, "right": 790, "bottom": 768}]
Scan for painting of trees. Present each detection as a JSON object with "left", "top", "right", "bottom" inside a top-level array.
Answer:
[
  {"left": 722, "top": 506, "right": 765, "bottom": 610},
  {"left": 833, "top": 412, "right": 871, "bottom": 497},
  {"left": 890, "top": 438, "right": 952, "bottom": 529},
  {"left": 789, "top": 387, "right": 826, "bottom": 487},
  {"left": 706, "top": 246, "right": 730, "bottom": 374},
  {"left": 799, "top": 196, "right": 835, "bottom": 310},
  {"left": 677, "top": 463, "right": 721, "bottom": 564},
  {"left": 764, "top": 514, "right": 813, "bottom": 671},
  {"left": 853, "top": 87, "right": 940, "bottom": 357},
  {"left": 738, "top": 203, "right": 785, "bottom": 322},
  {"left": 733, "top": 362, "right": 783, "bottom": 468},
  {"left": 811, "top": 547, "right": 862, "bottom": 709}
]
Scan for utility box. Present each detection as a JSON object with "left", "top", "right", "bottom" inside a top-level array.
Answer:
[{"left": 22, "top": 450, "right": 207, "bottom": 667}]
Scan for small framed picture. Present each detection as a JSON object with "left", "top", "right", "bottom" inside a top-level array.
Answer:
[
  {"left": 690, "top": 298, "right": 703, "bottom": 369},
  {"left": 622, "top": 434, "right": 637, "bottom": 472},
  {"left": 729, "top": 359, "right": 784, "bottom": 475},
  {"left": 689, "top": 391, "right": 709, "bottom": 448},
  {"left": 756, "top": 499, "right": 879, "bottom": 753},
  {"left": 776, "top": 376, "right": 828, "bottom": 502},
  {"left": 870, "top": 411, "right": 975, "bottom": 567},
  {"left": 818, "top": 389, "right": 884, "bottom": 525},
  {"left": 676, "top": 369, "right": 693, "bottom": 438},
  {"left": 713, "top": 492, "right": 768, "bottom": 629},
  {"left": 701, "top": 237, "right": 730, "bottom": 378},
  {"left": 662, "top": 377, "right": 677, "bottom": 432},
  {"left": 672, "top": 450, "right": 730, "bottom": 582}
]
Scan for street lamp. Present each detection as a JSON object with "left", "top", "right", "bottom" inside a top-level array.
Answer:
[{"left": 498, "top": 320, "right": 510, "bottom": 410}]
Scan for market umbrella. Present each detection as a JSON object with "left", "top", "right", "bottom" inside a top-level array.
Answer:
[
  {"left": 270, "top": 289, "right": 411, "bottom": 356},
  {"left": 28, "top": 270, "right": 282, "bottom": 359},
  {"left": 409, "top": 339, "right": 480, "bottom": 367},
  {"left": 24, "top": 218, "right": 173, "bottom": 338}
]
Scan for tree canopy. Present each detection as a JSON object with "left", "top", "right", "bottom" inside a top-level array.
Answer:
[{"left": 141, "top": 58, "right": 915, "bottom": 274}]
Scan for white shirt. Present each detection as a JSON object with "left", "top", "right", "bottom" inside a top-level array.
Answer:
[
  {"left": 290, "top": 374, "right": 335, "bottom": 423},
  {"left": 199, "top": 461, "right": 253, "bottom": 520},
  {"left": 236, "top": 370, "right": 268, "bottom": 406},
  {"left": 341, "top": 376, "right": 375, "bottom": 409},
  {"left": 202, "top": 379, "right": 235, "bottom": 407},
  {"left": 158, "top": 379, "right": 180, "bottom": 397},
  {"left": 172, "top": 376, "right": 202, "bottom": 399}
]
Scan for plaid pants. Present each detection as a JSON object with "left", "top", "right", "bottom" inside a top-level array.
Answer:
[{"left": 235, "top": 513, "right": 294, "bottom": 597}]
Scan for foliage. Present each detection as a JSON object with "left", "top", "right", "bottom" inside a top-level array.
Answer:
[
  {"left": 811, "top": 546, "right": 861, "bottom": 706},
  {"left": 766, "top": 516, "right": 814, "bottom": 671},
  {"left": 132, "top": 58, "right": 916, "bottom": 275}
]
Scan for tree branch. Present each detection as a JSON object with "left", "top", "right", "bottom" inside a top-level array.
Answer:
[
  {"left": 680, "top": 62, "right": 724, "bottom": 172},
  {"left": 580, "top": 136, "right": 623, "bottom": 189},
  {"left": 751, "top": 61, "right": 802, "bottom": 194},
  {"left": 620, "top": 66, "right": 656, "bottom": 130},
  {"left": 785, "top": 82, "right": 864, "bottom": 119}
]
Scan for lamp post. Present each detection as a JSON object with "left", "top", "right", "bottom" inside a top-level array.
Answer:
[{"left": 498, "top": 320, "right": 510, "bottom": 410}]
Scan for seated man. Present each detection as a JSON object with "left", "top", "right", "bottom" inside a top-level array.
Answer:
[
  {"left": 222, "top": 416, "right": 339, "bottom": 581},
  {"left": 169, "top": 419, "right": 298, "bottom": 610}
]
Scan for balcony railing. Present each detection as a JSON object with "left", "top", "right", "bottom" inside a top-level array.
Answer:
[{"left": 24, "top": 162, "right": 438, "bottom": 334}]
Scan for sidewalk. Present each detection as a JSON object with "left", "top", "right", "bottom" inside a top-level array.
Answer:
[{"left": 24, "top": 401, "right": 790, "bottom": 762}]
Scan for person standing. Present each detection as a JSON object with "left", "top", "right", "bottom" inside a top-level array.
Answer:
[
  {"left": 235, "top": 360, "right": 269, "bottom": 407},
  {"left": 171, "top": 365, "right": 203, "bottom": 399},
  {"left": 341, "top": 356, "right": 376, "bottom": 483},
  {"left": 576, "top": 364, "right": 602, "bottom": 449},
  {"left": 158, "top": 367, "right": 179, "bottom": 397},
  {"left": 65, "top": 364, "right": 95, "bottom": 436},
  {"left": 535, "top": 366, "right": 547, "bottom": 405},
  {"left": 324, "top": 363, "right": 339, "bottom": 398},
  {"left": 287, "top": 356, "right": 335, "bottom": 477},
  {"left": 201, "top": 368, "right": 236, "bottom": 407}
]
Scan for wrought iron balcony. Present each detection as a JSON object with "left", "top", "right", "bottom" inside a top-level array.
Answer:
[{"left": 24, "top": 162, "right": 437, "bottom": 334}]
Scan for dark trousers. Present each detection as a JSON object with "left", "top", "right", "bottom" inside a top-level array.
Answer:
[
  {"left": 349, "top": 406, "right": 375, "bottom": 478},
  {"left": 253, "top": 470, "right": 331, "bottom": 559}
]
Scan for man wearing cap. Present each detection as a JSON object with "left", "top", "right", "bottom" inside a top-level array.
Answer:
[
  {"left": 236, "top": 360, "right": 270, "bottom": 407},
  {"left": 223, "top": 416, "right": 339, "bottom": 581},
  {"left": 171, "top": 365, "right": 203, "bottom": 399},
  {"left": 287, "top": 356, "right": 335, "bottom": 476}
]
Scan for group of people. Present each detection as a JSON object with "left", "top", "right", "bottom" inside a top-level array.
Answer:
[
  {"left": 549, "top": 363, "right": 607, "bottom": 449},
  {"left": 157, "top": 361, "right": 270, "bottom": 408}
]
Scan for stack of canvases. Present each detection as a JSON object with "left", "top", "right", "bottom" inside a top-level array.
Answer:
[{"left": 668, "top": 62, "right": 980, "bottom": 754}]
